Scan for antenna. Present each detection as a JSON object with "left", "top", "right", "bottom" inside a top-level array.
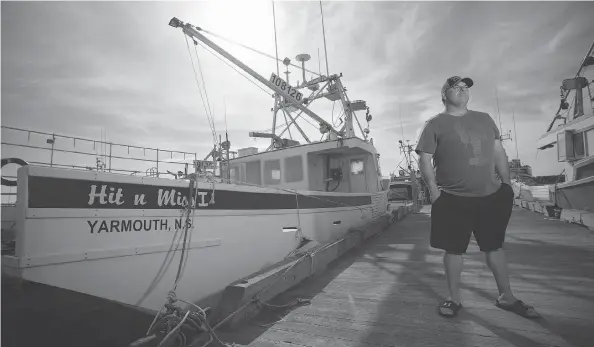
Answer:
[
  {"left": 271, "top": 0, "right": 280, "bottom": 77},
  {"left": 495, "top": 88, "right": 511, "bottom": 142},
  {"left": 399, "top": 105, "right": 404, "bottom": 140},
  {"left": 282, "top": 57, "right": 291, "bottom": 85},
  {"left": 495, "top": 88, "right": 503, "bottom": 132},
  {"left": 317, "top": 48, "right": 321, "bottom": 76},
  {"left": 319, "top": 1, "right": 330, "bottom": 76},
  {"left": 512, "top": 108, "right": 520, "bottom": 161},
  {"left": 223, "top": 96, "right": 229, "bottom": 135},
  {"left": 223, "top": 96, "right": 231, "bottom": 181},
  {"left": 295, "top": 53, "right": 311, "bottom": 86}
]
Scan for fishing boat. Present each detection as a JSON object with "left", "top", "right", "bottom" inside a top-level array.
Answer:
[
  {"left": 1, "top": 13, "right": 390, "bottom": 315},
  {"left": 386, "top": 140, "right": 423, "bottom": 222},
  {"left": 536, "top": 40, "right": 594, "bottom": 227}
]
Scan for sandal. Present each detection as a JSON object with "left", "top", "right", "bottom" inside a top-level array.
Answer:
[
  {"left": 495, "top": 299, "right": 540, "bottom": 319},
  {"left": 437, "top": 300, "right": 462, "bottom": 317}
]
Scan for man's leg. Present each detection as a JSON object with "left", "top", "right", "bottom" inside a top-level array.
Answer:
[
  {"left": 430, "top": 192, "right": 472, "bottom": 316},
  {"left": 486, "top": 248, "right": 538, "bottom": 317},
  {"left": 476, "top": 184, "right": 540, "bottom": 318},
  {"left": 444, "top": 252, "right": 463, "bottom": 306},
  {"left": 485, "top": 248, "right": 515, "bottom": 303}
]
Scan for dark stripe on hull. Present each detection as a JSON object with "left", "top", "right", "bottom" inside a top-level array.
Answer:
[{"left": 27, "top": 176, "right": 373, "bottom": 210}]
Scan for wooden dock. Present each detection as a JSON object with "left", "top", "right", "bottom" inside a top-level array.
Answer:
[{"left": 215, "top": 206, "right": 594, "bottom": 347}]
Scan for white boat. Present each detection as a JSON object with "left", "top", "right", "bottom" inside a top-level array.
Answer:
[
  {"left": 1, "top": 15, "right": 390, "bottom": 315},
  {"left": 536, "top": 40, "right": 594, "bottom": 226},
  {"left": 509, "top": 159, "right": 557, "bottom": 203},
  {"left": 385, "top": 140, "right": 424, "bottom": 220}
]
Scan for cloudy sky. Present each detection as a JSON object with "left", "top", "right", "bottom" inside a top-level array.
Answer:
[{"left": 2, "top": 1, "right": 594, "bottom": 179}]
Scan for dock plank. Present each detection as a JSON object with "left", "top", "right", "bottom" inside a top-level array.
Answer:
[{"left": 216, "top": 206, "right": 594, "bottom": 347}]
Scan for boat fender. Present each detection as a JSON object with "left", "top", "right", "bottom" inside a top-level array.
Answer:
[{"left": 1, "top": 158, "right": 29, "bottom": 187}]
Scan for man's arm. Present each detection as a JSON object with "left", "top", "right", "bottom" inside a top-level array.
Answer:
[
  {"left": 493, "top": 139, "right": 511, "bottom": 185},
  {"left": 418, "top": 152, "right": 440, "bottom": 202}
]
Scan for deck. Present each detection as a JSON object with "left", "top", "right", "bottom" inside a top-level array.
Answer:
[
  {"left": 216, "top": 206, "right": 594, "bottom": 347},
  {"left": 2, "top": 206, "right": 594, "bottom": 347}
]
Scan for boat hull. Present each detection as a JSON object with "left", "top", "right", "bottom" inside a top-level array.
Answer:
[
  {"left": 2, "top": 166, "right": 388, "bottom": 313},
  {"left": 554, "top": 176, "right": 594, "bottom": 211}
]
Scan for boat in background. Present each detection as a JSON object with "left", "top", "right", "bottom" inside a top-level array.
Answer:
[
  {"left": 385, "top": 140, "right": 424, "bottom": 223},
  {"left": 509, "top": 159, "right": 562, "bottom": 204},
  {"left": 536, "top": 40, "right": 594, "bottom": 228}
]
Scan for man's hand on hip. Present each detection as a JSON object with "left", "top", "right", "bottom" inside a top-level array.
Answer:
[{"left": 431, "top": 189, "right": 441, "bottom": 204}]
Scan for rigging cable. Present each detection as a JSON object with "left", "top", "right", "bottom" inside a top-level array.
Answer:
[
  {"left": 183, "top": 34, "right": 217, "bottom": 143},
  {"left": 192, "top": 42, "right": 217, "bottom": 143},
  {"left": 260, "top": 85, "right": 330, "bottom": 142},
  {"left": 194, "top": 40, "right": 273, "bottom": 97},
  {"left": 236, "top": 181, "right": 367, "bottom": 216},
  {"left": 200, "top": 29, "right": 322, "bottom": 77}
]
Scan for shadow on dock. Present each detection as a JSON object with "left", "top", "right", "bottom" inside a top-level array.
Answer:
[
  {"left": 354, "top": 207, "right": 593, "bottom": 347},
  {"left": 217, "top": 206, "right": 594, "bottom": 347}
]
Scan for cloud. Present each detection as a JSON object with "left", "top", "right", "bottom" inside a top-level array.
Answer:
[{"left": 2, "top": 1, "right": 593, "bottom": 179}]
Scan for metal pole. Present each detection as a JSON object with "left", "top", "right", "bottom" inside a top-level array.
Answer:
[
  {"left": 109, "top": 143, "right": 113, "bottom": 172},
  {"left": 271, "top": 1, "right": 281, "bottom": 146},
  {"left": 512, "top": 109, "right": 519, "bottom": 161},
  {"left": 225, "top": 134, "right": 230, "bottom": 183},
  {"left": 50, "top": 134, "right": 56, "bottom": 167},
  {"left": 271, "top": 106, "right": 279, "bottom": 148},
  {"left": 319, "top": 1, "right": 330, "bottom": 77},
  {"left": 156, "top": 149, "right": 159, "bottom": 178}
]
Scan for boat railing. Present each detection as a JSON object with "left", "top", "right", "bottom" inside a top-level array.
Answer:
[{"left": 1, "top": 125, "right": 198, "bottom": 204}]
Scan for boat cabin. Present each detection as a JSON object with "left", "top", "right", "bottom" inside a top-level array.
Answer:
[
  {"left": 387, "top": 181, "right": 413, "bottom": 202},
  {"left": 221, "top": 138, "right": 383, "bottom": 194}
]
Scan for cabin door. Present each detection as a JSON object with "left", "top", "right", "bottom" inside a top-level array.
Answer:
[{"left": 349, "top": 157, "right": 368, "bottom": 193}]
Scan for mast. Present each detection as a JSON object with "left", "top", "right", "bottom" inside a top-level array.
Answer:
[
  {"left": 223, "top": 97, "right": 231, "bottom": 181},
  {"left": 495, "top": 89, "right": 511, "bottom": 142},
  {"left": 512, "top": 108, "right": 519, "bottom": 161},
  {"left": 169, "top": 17, "right": 341, "bottom": 138},
  {"left": 271, "top": 0, "right": 280, "bottom": 148},
  {"left": 319, "top": 0, "right": 330, "bottom": 77}
]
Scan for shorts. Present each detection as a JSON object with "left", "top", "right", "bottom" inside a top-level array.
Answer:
[{"left": 430, "top": 183, "right": 514, "bottom": 254}]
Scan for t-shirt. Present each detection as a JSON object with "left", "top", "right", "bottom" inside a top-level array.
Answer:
[{"left": 415, "top": 110, "right": 502, "bottom": 197}]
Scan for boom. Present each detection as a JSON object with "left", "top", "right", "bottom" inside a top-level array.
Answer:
[{"left": 168, "top": 17, "right": 341, "bottom": 138}]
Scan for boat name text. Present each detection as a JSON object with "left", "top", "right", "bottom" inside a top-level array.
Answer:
[{"left": 87, "top": 184, "right": 211, "bottom": 208}]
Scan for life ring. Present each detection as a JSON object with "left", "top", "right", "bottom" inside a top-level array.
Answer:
[{"left": 1, "top": 158, "right": 29, "bottom": 187}]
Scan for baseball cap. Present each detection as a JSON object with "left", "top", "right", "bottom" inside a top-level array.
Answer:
[{"left": 441, "top": 76, "right": 474, "bottom": 100}]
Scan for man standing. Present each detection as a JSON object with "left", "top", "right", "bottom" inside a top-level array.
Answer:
[{"left": 415, "top": 76, "right": 540, "bottom": 319}]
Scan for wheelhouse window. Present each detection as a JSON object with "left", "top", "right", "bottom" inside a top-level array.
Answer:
[
  {"left": 284, "top": 155, "right": 303, "bottom": 183},
  {"left": 557, "top": 130, "right": 586, "bottom": 162},
  {"left": 573, "top": 131, "right": 585, "bottom": 159},
  {"left": 245, "top": 161, "right": 261, "bottom": 185},
  {"left": 264, "top": 159, "right": 281, "bottom": 185},
  {"left": 350, "top": 159, "right": 364, "bottom": 175},
  {"left": 388, "top": 185, "right": 412, "bottom": 201},
  {"left": 586, "top": 128, "right": 594, "bottom": 156}
]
